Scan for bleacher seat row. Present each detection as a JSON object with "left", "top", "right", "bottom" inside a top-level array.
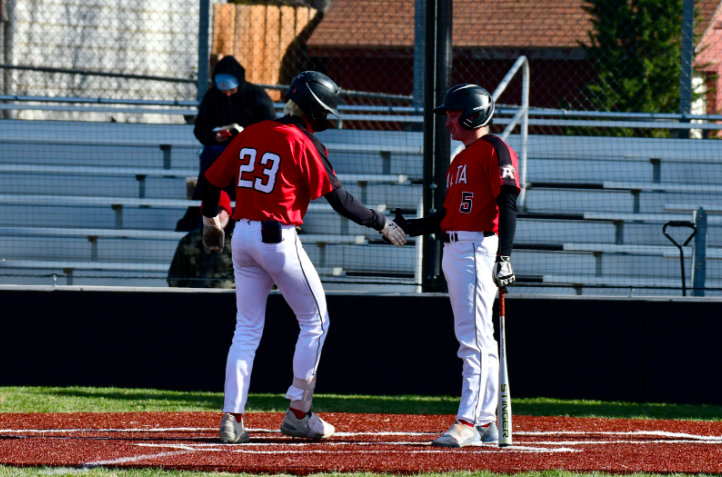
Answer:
[{"left": 1, "top": 119, "right": 720, "bottom": 294}]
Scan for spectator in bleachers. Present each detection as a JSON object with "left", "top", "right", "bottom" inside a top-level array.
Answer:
[
  {"left": 168, "top": 191, "right": 234, "bottom": 288},
  {"left": 177, "top": 55, "right": 276, "bottom": 231}
]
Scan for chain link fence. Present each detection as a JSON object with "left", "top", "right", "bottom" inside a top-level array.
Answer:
[{"left": 0, "top": 0, "right": 721, "bottom": 295}]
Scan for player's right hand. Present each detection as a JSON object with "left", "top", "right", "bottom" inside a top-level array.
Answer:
[
  {"left": 202, "top": 215, "right": 225, "bottom": 252},
  {"left": 393, "top": 208, "right": 411, "bottom": 234},
  {"left": 493, "top": 255, "right": 516, "bottom": 287},
  {"left": 381, "top": 217, "right": 407, "bottom": 247}
]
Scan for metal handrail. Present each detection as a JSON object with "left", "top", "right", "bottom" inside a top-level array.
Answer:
[
  {"left": 257, "top": 84, "right": 414, "bottom": 102},
  {"left": 519, "top": 109, "right": 722, "bottom": 122},
  {"left": 0, "top": 95, "right": 199, "bottom": 107},
  {"left": 0, "top": 64, "right": 196, "bottom": 84},
  {"left": 495, "top": 56, "right": 529, "bottom": 209},
  {"left": 4, "top": 93, "right": 722, "bottom": 122}
]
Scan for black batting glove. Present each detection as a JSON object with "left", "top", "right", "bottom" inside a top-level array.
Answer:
[
  {"left": 493, "top": 255, "right": 515, "bottom": 287},
  {"left": 393, "top": 208, "right": 411, "bottom": 234}
]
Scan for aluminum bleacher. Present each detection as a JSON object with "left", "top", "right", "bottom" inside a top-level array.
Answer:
[{"left": 1, "top": 120, "right": 721, "bottom": 295}]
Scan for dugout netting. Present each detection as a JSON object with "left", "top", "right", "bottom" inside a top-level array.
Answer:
[{"left": 0, "top": 0, "right": 720, "bottom": 296}]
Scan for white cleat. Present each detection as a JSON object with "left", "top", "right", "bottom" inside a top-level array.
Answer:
[
  {"left": 280, "top": 409, "right": 335, "bottom": 439},
  {"left": 476, "top": 421, "right": 500, "bottom": 443},
  {"left": 219, "top": 413, "right": 250, "bottom": 443},
  {"left": 431, "top": 420, "right": 481, "bottom": 448}
]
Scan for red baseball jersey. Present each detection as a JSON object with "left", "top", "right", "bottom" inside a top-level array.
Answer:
[
  {"left": 440, "top": 135, "right": 521, "bottom": 233},
  {"left": 205, "top": 116, "right": 341, "bottom": 226}
]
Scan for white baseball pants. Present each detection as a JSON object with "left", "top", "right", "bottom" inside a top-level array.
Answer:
[
  {"left": 223, "top": 220, "right": 329, "bottom": 414},
  {"left": 442, "top": 232, "right": 500, "bottom": 426}
]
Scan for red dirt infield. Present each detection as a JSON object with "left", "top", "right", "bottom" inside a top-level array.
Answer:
[{"left": 1, "top": 412, "right": 721, "bottom": 474}]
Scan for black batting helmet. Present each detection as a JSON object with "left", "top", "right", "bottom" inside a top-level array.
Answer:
[
  {"left": 433, "top": 84, "right": 494, "bottom": 130},
  {"left": 286, "top": 71, "right": 341, "bottom": 120}
]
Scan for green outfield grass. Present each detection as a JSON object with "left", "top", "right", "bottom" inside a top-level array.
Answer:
[{"left": 1, "top": 386, "right": 722, "bottom": 421}]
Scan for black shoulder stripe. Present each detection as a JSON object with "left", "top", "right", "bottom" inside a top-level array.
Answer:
[
  {"left": 481, "top": 135, "right": 512, "bottom": 166},
  {"left": 278, "top": 115, "right": 341, "bottom": 190},
  {"left": 298, "top": 128, "right": 342, "bottom": 190},
  {"left": 482, "top": 135, "right": 517, "bottom": 188}
]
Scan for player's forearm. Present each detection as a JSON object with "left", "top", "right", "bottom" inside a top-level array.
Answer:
[
  {"left": 496, "top": 187, "right": 518, "bottom": 256},
  {"left": 403, "top": 208, "right": 446, "bottom": 237},
  {"left": 201, "top": 176, "right": 222, "bottom": 218},
  {"left": 323, "top": 187, "right": 386, "bottom": 230}
]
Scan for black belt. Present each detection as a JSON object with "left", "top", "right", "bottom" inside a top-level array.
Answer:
[{"left": 443, "top": 231, "right": 495, "bottom": 243}]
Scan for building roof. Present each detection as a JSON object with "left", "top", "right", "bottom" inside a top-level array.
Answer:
[
  {"left": 308, "top": 0, "right": 589, "bottom": 49},
  {"left": 308, "top": 0, "right": 721, "bottom": 50},
  {"left": 698, "top": 0, "right": 722, "bottom": 38}
]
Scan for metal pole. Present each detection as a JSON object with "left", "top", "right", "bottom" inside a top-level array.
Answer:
[
  {"left": 2, "top": 0, "right": 17, "bottom": 119},
  {"left": 692, "top": 207, "right": 707, "bottom": 296},
  {"left": 678, "top": 0, "right": 695, "bottom": 139},
  {"left": 421, "top": 0, "right": 438, "bottom": 292},
  {"left": 412, "top": 0, "right": 425, "bottom": 112},
  {"left": 197, "top": 0, "right": 211, "bottom": 102},
  {"left": 433, "top": 0, "right": 452, "bottom": 249},
  {"left": 519, "top": 59, "right": 529, "bottom": 211},
  {"left": 421, "top": 0, "right": 452, "bottom": 293}
]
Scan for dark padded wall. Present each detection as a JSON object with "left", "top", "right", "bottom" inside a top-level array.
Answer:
[{"left": 1, "top": 288, "right": 720, "bottom": 405}]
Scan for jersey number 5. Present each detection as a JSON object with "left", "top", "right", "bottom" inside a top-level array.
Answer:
[
  {"left": 460, "top": 192, "right": 473, "bottom": 214},
  {"left": 238, "top": 148, "right": 280, "bottom": 194}
]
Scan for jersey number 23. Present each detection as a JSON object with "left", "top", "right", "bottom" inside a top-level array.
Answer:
[{"left": 238, "top": 147, "right": 280, "bottom": 194}]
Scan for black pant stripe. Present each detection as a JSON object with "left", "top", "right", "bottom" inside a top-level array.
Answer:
[{"left": 294, "top": 234, "right": 325, "bottom": 377}]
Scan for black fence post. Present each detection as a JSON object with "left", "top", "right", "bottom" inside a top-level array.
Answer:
[
  {"left": 197, "top": 0, "right": 210, "bottom": 102},
  {"left": 678, "top": 0, "right": 695, "bottom": 139},
  {"left": 422, "top": 0, "right": 452, "bottom": 292}
]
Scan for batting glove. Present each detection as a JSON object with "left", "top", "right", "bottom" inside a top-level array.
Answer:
[
  {"left": 393, "top": 208, "right": 411, "bottom": 234},
  {"left": 493, "top": 256, "right": 515, "bottom": 287},
  {"left": 381, "top": 218, "right": 407, "bottom": 247},
  {"left": 202, "top": 215, "right": 225, "bottom": 252}
]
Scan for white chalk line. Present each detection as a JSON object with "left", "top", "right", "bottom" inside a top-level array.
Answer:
[
  {"left": 82, "top": 449, "right": 196, "bottom": 468},
  {"left": 0, "top": 427, "right": 432, "bottom": 436},
  {"left": 517, "top": 430, "right": 722, "bottom": 441},
  {"left": 5, "top": 427, "right": 721, "bottom": 441},
  {"left": 134, "top": 442, "right": 577, "bottom": 454},
  {"left": 5, "top": 426, "right": 721, "bottom": 454},
  {"left": 523, "top": 439, "right": 722, "bottom": 446},
  {"left": 0, "top": 427, "right": 217, "bottom": 433}
]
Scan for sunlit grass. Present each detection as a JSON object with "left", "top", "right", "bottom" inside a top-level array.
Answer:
[{"left": 1, "top": 387, "right": 721, "bottom": 421}]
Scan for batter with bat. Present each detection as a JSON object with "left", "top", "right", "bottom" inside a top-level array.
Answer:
[{"left": 395, "top": 84, "right": 519, "bottom": 447}]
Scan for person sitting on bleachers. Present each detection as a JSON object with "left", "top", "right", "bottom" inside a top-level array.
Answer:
[
  {"left": 168, "top": 191, "right": 234, "bottom": 288},
  {"left": 177, "top": 55, "right": 276, "bottom": 231}
]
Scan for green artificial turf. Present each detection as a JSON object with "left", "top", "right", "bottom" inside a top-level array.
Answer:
[{"left": 1, "top": 386, "right": 722, "bottom": 421}]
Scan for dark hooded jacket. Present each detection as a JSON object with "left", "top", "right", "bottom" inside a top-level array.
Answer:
[{"left": 194, "top": 56, "right": 277, "bottom": 146}]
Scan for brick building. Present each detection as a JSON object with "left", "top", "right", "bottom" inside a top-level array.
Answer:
[{"left": 305, "top": 0, "right": 722, "bottom": 113}]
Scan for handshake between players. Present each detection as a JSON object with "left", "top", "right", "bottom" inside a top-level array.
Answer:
[{"left": 386, "top": 208, "right": 516, "bottom": 288}]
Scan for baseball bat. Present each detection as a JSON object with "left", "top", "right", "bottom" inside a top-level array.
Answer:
[{"left": 498, "top": 286, "right": 512, "bottom": 447}]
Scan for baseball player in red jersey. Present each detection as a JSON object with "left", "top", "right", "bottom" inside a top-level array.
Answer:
[
  {"left": 200, "top": 71, "right": 407, "bottom": 444},
  {"left": 396, "top": 84, "right": 519, "bottom": 447}
]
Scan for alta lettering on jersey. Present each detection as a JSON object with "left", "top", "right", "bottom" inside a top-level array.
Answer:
[{"left": 447, "top": 163, "right": 468, "bottom": 188}]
